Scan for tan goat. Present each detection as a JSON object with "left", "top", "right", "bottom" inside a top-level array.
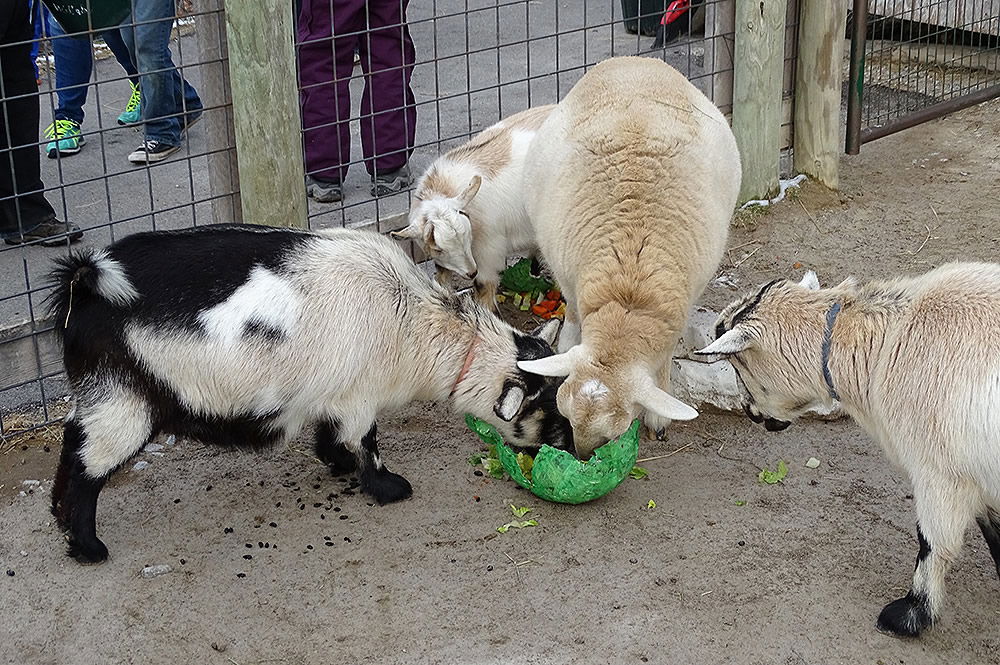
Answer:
[
  {"left": 516, "top": 56, "right": 741, "bottom": 456},
  {"left": 698, "top": 265, "right": 1000, "bottom": 637}
]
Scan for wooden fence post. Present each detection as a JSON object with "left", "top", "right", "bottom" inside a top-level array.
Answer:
[
  {"left": 195, "top": 0, "right": 242, "bottom": 224},
  {"left": 222, "top": 0, "right": 306, "bottom": 228},
  {"left": 732, "top": 0, "right": 788, "bottom": 203},
  {"left": 794, "top": 0, "right": 849, "bottom": 189}
]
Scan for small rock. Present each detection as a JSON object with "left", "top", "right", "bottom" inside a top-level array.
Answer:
[
  {"left": 19, "top": 551, "right": 27, "bottom": 557},
  {"left": 164, "top": 435, "right": 177, "bottom": 446},
  {"left": 18, "top": 491, "right": 26, "bottom": 498},
  {"left": 144, "top": 443, "right": 164, "bottom": 453},
  {"left": 210, "top": 642, "right": 227, "bottom": 653},
  {"left": 805, "top": 457, "right": 821, "bottom": 469},
  {"left": 22, "top": 480, "right": 40, "bottom": 489},
  {"left": 132, "top": 461, "right": 150, "bottom": 471},
  {"left": 140, "top": 564, "right": 172, "bottom": 579},
  {"left": 6, "top": 569, "right": 14, "bottom": 577}
]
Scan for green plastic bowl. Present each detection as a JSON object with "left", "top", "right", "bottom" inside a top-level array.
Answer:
[{"left": 464, "top": 415, "right": 640, "bottom": 504}]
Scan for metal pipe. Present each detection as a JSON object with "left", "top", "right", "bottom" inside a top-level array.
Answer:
[
  {"left": 860, "top": 83, "right": 1000, "bottom": 145},
  {"left": 844, "top": 0, "right": 869, "bottom": 155}
]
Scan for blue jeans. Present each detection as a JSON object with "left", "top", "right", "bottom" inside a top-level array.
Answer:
[
  {"left": 47, "top": 13, "right": 138, "bottom": 126},
  {"left": 120, "top": 0, "right": 202, "bottom": 146}
]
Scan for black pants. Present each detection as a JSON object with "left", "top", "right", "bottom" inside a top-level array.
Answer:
[{"left": 0, "top": 0, "right": 56, "bottom": 236}]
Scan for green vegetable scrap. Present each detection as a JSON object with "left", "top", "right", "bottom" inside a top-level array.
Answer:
[
  {"left": 629, "top": 466, "right": 649, "bottom": 480},
  {"left": 469, "top": 443, "right": 506, "bottom": 479},
  {"left": 734, "top": 499, "right": 747, "bottom": 507},
  {"left": 497, "top": 519, "right": 538, "bottom": 534},
  {"left": 516, "top": 452, "right": 534, "bottom": 480},
  {"left": 758, "top": 460, "right": 789, "bottom": 485},
  {"left": 646, "top": 499, "right": 656, "bottom": 509},
  {"left": 510, "top": 505, "right": 532, "bottom": 518},
  {"left": 464, "top": 414, "right": 640, "bottom": 505},
  {"left": 499, "top": 257, "right": 554, "bottom": 294}
]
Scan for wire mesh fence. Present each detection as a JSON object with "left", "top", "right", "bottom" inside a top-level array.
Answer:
[
  {"left": 1, "top": 0, "right": 804, "bottom": 440},
  {"left": 846, "top": 0, "right": 1000, "bottom": 150}
]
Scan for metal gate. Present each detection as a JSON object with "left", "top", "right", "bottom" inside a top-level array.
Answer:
[{"left": 846, "top": 0, "right": 1000, "bottom": 153}]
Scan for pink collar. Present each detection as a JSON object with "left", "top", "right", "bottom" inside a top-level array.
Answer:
[{"left": 450, "top": 336, "right": 479, "bottom": 397}]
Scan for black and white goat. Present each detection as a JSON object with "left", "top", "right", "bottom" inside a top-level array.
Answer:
[{"left": 48, "top": 224, "right": 571, "bottom": 563}]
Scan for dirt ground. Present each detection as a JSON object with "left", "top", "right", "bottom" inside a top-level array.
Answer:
[{"left": 2, "top": 100, "right": 999, "bottom": 665}]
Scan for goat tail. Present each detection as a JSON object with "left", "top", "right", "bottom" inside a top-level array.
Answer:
[{"left": 46, "top": 249, "right": 139, "bottom": 331}]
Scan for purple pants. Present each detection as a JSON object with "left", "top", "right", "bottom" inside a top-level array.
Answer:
[{"left": 298, "top": 0, "right": 417, "bottom": 183}]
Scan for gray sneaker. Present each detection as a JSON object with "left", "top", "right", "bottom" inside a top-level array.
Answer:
[
  {"left": 371, "top": 164, "right": 411, "bottom": 197},
  {"left": 306, "top": 176, "right": 343, "bottom": 203}
]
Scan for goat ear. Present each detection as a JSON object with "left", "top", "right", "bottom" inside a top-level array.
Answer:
[
  {"left": 517, "top": 347, "right": 577, "bottom": 377},
  {"left": 494, "top": 384, "right": 525, "bottom": 422},
  {"left": 391, "top": 224, "right": 421, "bottom": 240},
  {"left": 798, "top": 271, "right": 820, "bottom": 291},
  {"left": 456, "top": 175, "right": 482, "bottom": 208},
  {"left": 530, "top": 319, "right": 561, "bottom": 346},
  {"left": 636, "top": 376, "right": 698, "bottom": 421},
  {"left": 695, "top": 327, "right": 753, "bottom": 356}
]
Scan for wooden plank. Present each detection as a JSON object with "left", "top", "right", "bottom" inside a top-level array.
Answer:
[
  {"left": 223, "top": 0, "right": 306, "bottom": 228},
  {"left": 195, "top": 0, "right": 242, "bottom": 224},
  {"left": 709, "top": 0, "right": 736, "bottom": 114},
  {"left": 732, "top": 0, "right": 788, "bottom": 202},
  {"left": 793, "top": 0, "right": 849, "bottom": 189},
  {"left": 0, "top": 320, "right": 61, "bottom": 391}
]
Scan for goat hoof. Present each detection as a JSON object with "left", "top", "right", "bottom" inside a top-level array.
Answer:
[
  {"left": 876, "top": 594, "right": 931, "bottom": 638},
  {"left": 322, "top": 449, "right": 358, "bottom": 476},
  {"left": 364, "top": 469, "right": 413, "bottom": 505},
  {"left": 67, "top": 536, "right": 109, "bottom": 564}
]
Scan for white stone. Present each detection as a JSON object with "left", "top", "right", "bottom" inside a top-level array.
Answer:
[
  {"left": 669, "top": 357, "right": 743, "bottom": 413},
  {"left": 140, "top": 564, "right": 172, "bottom": 579},
  {"left": 19, "top": 550, "right": 27, "bottom": 557},
  {"left": 21, "top": 480, "right": 40, "bottom": 488},
  {"left": 164, "top": 435, "right": 177, "bottom": 446},
  {"left": 675, "top": 307, "right": 720, "bottom": 361},
  {"left": 132, "top": 461, "right": 150, "bottom": 471},
  {"left": 144, "top": 443, "right": 164, "bottom": 453},
  {"left": 805, "top": 457, "right": 821, "bottom": 469}
]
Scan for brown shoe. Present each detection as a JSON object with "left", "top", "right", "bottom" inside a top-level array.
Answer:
[{"left": 3, "top": 220, "right": 84, "bottom": 247}]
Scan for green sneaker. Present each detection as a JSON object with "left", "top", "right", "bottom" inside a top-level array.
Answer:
[
  {"left": 117, "top": 81, "right": 142, "bottom": 126},
  {"left": 44, "top": 119, "right": 85, "bottom": 158}
]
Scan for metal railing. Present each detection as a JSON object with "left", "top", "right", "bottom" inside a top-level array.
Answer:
[{"left": 846, "top": 0, "right": 1000, "bottom": 153}]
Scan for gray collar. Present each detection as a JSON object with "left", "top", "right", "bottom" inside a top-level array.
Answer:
[{"left": 821, "top": 302, "right": 841, "bottom": 400}]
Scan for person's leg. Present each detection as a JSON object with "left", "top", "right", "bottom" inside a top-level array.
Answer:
[
  {"left": 126, "top": 0, "right": 201, "bottom": 161},
  {"left": 0, "top": 9, "right": 82, "bottom": 245},
  {"left": 43, "top": 14, "right": 90, "bottom": 156},
  {"left": 103, "top": 27, "right": 143, "bottom": 126},
  {"left": 298, "top": 0, "right": 362, "bottom": 191},
  {"left": 101, "top": 27, "right": 138, "bottom": 80},
  {"left": 358, "top": 0, "right": 416, "bottom": 190}
]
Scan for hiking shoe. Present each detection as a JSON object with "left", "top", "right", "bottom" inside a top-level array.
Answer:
[
  {"left": 306, "top": 176, "right": 343, "bottom": 203},
  {"left": 117, "top": 81, "right": 142, "bottom": 125},
  {"left": 371, "top": 164, "right": 411, "bottom": 197},
  {"left": 128, "top": 140, "right": 180, "bottom": 164},
  {"left": 44, "top": 119, "right": 85, "bottom": 158},
  {"left": 3, "top": 220, "right": 83, "bottom": 247}
]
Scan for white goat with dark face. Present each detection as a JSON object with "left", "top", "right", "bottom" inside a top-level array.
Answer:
[
  {"left": 47, "top": 225, "right": 570, "bottom": 564},
  {"left": 393, "top": 105, "right": 555, "bottom": 308},
  {"left": 698, "top": 265, "right": 1000, "bottom": 638}
]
